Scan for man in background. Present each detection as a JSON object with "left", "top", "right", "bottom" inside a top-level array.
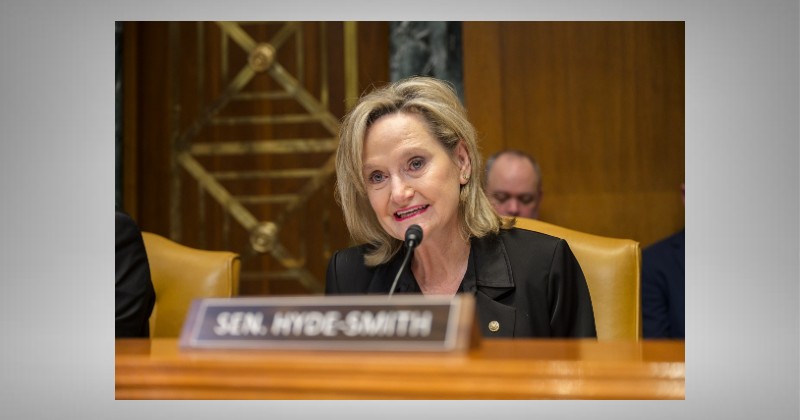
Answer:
[
  {"left": 484, "top": 150, "right": 543, "bottom": 219},
  {"left": 641, "top": 183, "right": 685, "bottom": 339}
]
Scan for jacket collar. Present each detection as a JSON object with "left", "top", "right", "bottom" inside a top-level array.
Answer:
[
  {"left": 471, "top": 233, "right": 516, "bottom": 300},
  {"left": 367, "top": 232, "right": 517, "bottom": 299}
]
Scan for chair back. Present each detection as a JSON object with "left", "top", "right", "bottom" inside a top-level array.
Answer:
[
  {"left": 513, "top": 217, "right": 642, "bottom": 340},
  {"left": 142, "top": 232, "right": 241, "bottom": 338}
]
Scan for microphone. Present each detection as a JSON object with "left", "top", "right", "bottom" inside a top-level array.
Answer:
[
  {"left": 388, "top": 224, "right": 424, "bottom": 297},
  {"left": 404, "top": 224, "right": 423, "bottom": 248}
]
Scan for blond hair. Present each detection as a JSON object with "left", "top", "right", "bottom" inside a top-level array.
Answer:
[{"left": 336, "top": 77, "right": 506, "bottom": 266}]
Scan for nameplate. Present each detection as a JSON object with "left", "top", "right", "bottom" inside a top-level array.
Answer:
[{"left": 179, "top": 295, "right": 478, "bottom": 352}]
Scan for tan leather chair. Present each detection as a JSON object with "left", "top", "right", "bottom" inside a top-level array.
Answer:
[
  {"left": 142, "top": 232, "right": 241, "bottom": 338},
  {"left": 513, "top": 217, "right": 642, "bottom": 340}
]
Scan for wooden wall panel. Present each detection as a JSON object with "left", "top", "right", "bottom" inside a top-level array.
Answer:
[
  {"left": 124, "top": 21, "right": 682, "bottom": 297},
  {"left": 464, "top": 22, "right": 684, "bottom": 247},
  {"left": 123, "top": 22, "right": 388, "bottom": 295}
]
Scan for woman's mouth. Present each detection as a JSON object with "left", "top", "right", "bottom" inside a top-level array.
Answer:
[{"left": 393, "top": 205, "right": 430, "bottom": 221}]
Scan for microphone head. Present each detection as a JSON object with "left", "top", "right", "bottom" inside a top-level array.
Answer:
[{"left": 405, "top": 224, "right": 423, "bottom": 248}]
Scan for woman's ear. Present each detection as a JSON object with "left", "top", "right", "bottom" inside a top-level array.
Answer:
[{"left": 455, "top": 140, "right": 472, "bottom": 184}]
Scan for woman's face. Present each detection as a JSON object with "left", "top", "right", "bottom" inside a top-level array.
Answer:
[{"left": 362, "top": 112, "right": 470, "bottom": 245}]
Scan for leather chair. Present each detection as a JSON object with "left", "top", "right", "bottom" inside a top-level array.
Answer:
[
  {"left": 513, "top": 217, "right": 642, "bottom": 340},
  {"left": 141, "top": 232, "right": 241, "bottom": 338}
]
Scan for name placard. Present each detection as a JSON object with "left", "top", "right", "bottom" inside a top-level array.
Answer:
[{"left": 179, "top": 294, "right": 478, "bottom": 352}]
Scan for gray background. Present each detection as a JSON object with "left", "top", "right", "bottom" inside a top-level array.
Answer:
[{"left": 0, "top": 0, "right": 797, "bottom": 418}]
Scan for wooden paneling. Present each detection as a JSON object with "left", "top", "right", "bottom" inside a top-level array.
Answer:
[
  {"left": 124, "top": 21, "right": 683, "bottom": 296},
  {"left": 123, "top": 22, "right": 389, "bottom": 295},
  {"left": 464, "top": 22, "right": 684, "bottom": 247}
]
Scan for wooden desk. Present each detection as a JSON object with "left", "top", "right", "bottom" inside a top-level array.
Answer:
[{"left": 116, "top": 338, "right": 684, "bottom": 399}]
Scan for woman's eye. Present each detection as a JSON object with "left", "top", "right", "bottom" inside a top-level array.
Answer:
[
  {"left": 368, "top": 172, "right": 386, "bottom": 184},
  {"left": 409, "top": 158, "right": 425, "bottom": 171}
]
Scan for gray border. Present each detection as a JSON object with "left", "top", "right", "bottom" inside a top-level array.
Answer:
[{"left": 0, "top": 0, "right": 796, "bottom": 419}]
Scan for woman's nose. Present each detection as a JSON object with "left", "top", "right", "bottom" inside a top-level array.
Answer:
[{"left": 390, "top": 177, "right": 414, "bottom": 204}]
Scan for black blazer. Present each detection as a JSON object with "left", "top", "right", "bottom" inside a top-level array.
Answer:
[
  {"left": 326, "top": 228, "right": 596, "bottom": 338},
  {"left": 641, "top": 229, "right": 685, "bottom": 338},
  {"left": 115, "top": 210, "right": 156, "bottom": 338}
]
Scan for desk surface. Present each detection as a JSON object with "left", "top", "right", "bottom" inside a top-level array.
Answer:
[{"left": 116, "top": 338, "right": 684, "bottom": 399}]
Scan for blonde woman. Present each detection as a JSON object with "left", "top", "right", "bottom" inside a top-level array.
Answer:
[{"left": 326, "top": 77, "right": 595, "bottom": 338}]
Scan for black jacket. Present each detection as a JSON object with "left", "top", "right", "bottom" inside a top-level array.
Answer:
[
  {"left": 115, "top": 210, "right": 155, "bottom": 338},
  {"left": 326, "top": 228, "right": 596, "bottom": 338},
  {"left": 641, "top": 229, "right": 685, "bottom": 338}
]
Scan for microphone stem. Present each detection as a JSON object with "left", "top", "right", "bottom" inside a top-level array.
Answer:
[{"left": 388, "top": 245, "right": 414, "bottom": 297}]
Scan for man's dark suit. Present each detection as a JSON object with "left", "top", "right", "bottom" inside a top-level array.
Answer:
[
  {"left": 115, "top": 210, "right": 155, "bottom": 338},
  {"left": 326, "top": 228, "right": 596, "bottom": 338},
  {"left": 641, "top": 229, "right": 685, "bottom": 338}
]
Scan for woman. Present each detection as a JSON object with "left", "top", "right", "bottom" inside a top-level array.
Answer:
[{"left": 326, "top": 77, "right": 596, "bottom": 338}]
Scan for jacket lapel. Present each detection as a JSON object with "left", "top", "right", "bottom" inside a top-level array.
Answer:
[
  {"left": 471, "top": 233, "right": 518, "bottom": 337},
  {"left": 366, "top": 234, "right": 520, "bottom": 337},
  {"left": 367, "top": 248, "right": 415, "bottom": 294}
]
